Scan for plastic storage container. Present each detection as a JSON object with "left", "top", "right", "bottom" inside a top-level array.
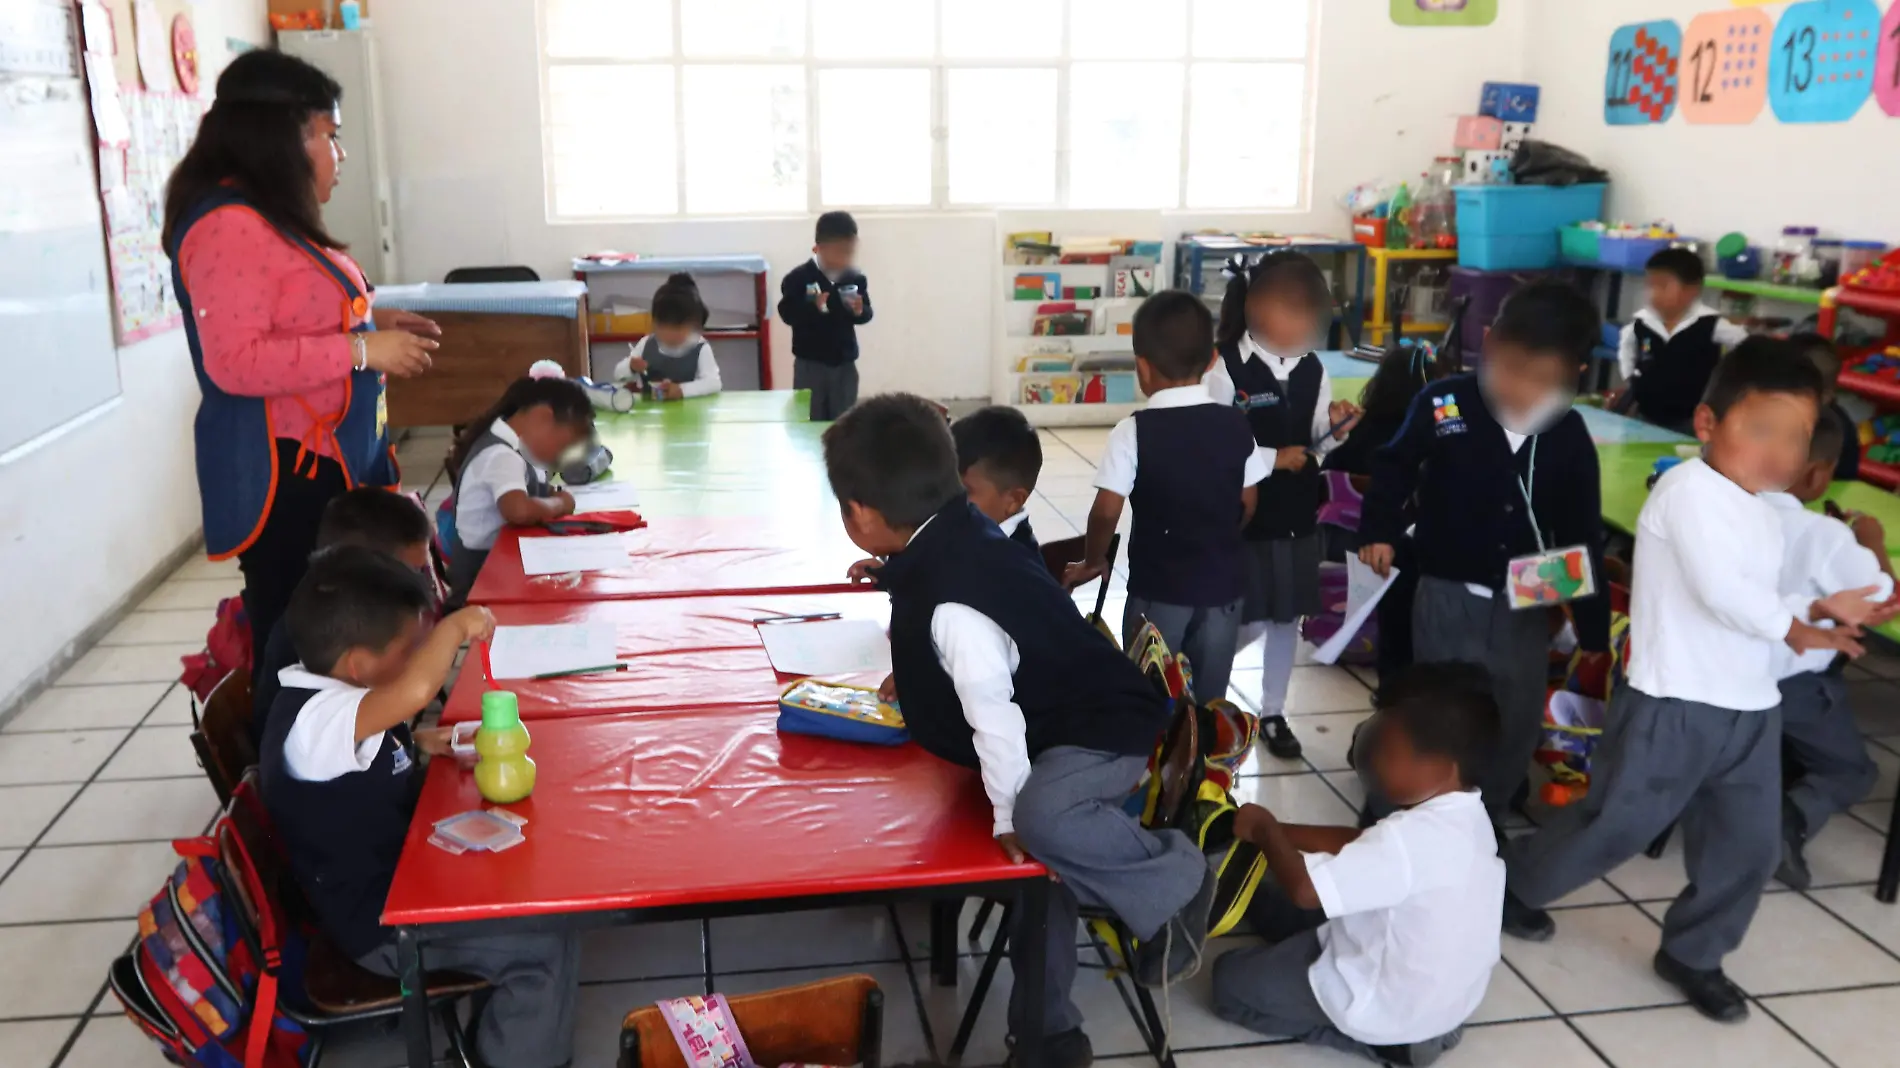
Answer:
[
  {"left": 1454, "top": 184, "right": 1608, "bottom": 270},
  {"left": 1560, "top": 224, "right": 1601, "bottom": 263},
  {"left": 1597, "top": 235, "right": 1682, "bottom": 271},
  {"left": 1842, "top": 241, "right": 1886, "bottom": 280}
]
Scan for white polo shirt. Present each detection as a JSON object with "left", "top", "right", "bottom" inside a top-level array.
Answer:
[
  {"left": 1763, "top": 491, "right": 1894, "bottom": 679},
  {"left": 454, "top": 419, "right": 545, "bottom": 552},
  {"left": 1093, "top": 384, "right": 1271, "bottom": 497},
  {"left": 274, "top": 667, "right": 401, "bottom": 782},
  {"left": 1305, "top": 789, "right": 1503, "bottom": 1046}
]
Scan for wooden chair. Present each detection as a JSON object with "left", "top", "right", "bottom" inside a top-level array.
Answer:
[
  {"left": 616, "top": 975, "right": 883, "bottom": 1068},
  {"left": 218, "top": 773, "right": 489, "bottom": 1067},
  {"left": 1037, "top": 532, "right": 1121, "bottom": 627},
  {"left": 191, "top": 670, "right": 258, "bottom": 806}
]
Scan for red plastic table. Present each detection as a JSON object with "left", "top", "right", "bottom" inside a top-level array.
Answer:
[
  {"left": 383, "top": 709, "right": 1052, "bottom": 1067},
  {"left": 441, "top": 593, "right": 892, "bottom": 722},
  {"left": 466, "top": 515, "right": 870, "bottom": 605}
]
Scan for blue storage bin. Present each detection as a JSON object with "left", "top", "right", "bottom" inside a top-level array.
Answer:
[
  {"left": 1459, "top": 232, "right": 1562, "bottom": 271},
  {"left": 1453, "top": 184, "right": 1607, "bottom": 235},
  {"left": 1597, "top": 235, "right": 1676, "bottom": 271}
]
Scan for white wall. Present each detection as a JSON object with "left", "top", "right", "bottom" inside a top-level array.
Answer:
[
  {"left": 0, "top": 1, "right": 270, "bottom": 712},
  {"left": 1526, "top": 0, "right": 1899, "bottom": 249},
  {"left": 370, "top": 0, "right": 1529, "bottom": 401}
]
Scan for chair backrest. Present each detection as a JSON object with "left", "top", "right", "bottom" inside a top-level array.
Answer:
[
  {"left": 1040, "top": 532, "right": 1120, "bottom": 623},
  {"left": 193, "top": 670, "right": 258, "bottom": 805},
  {"left": 617, "top": 975, "right": 883, "bottom": 1068},
  {"left": 217, "top": 773, "right": 291, "bottom": 948},
  {"left": 444, "top": 265, "right": 540, "bottom": 284}
]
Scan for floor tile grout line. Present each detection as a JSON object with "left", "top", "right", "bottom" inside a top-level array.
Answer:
[
  {"left": 0, "top": 773, "right": 210, "bottom": 790},
  {"left": 1748, "top": 996, "right": 1844, "bottom": 1068},
  {"left": 1795, "top": 884, "right": 1900, "bottom": 969}
]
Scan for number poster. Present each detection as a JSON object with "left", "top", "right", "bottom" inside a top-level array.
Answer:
[
  {"left": 1606, "top": 20, "right": 1683, "bottom": 125},
  {"left": 1873, "top": 0, "right": 1900, "bottom": 114},
  {"left": 1769, "top": 0, "right": 1878, "bottom": 123},
  {"left": 1682, "top": 7, "right": 1772, "bottom": 123}
]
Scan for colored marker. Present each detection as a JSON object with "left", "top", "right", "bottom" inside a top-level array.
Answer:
[{"left": 532, "top": 663, "right": 628, "bottom": 680}]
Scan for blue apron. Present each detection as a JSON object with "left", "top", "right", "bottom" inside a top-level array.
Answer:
[{"left": 168, "top": 190, "right": 397, "bottom": 559}]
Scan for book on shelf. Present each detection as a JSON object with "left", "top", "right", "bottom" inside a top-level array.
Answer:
[
  {"left": 1100, "top": 299, "right": 1139, "bottom": 336},
  {"left": 1109, "top": 264, "right": 1156, "bottom": 299},
  {"left": 1007, "top": 231, "right": 1058, "bottom": 264},
  {"left": 1013, "top": 272, "right": 1060, "bottom": 300},
  {"left": 1075, "top": 353, "right": 1137, "bottom": 372},
  {"left": 1014, "top": 353, "right": 1076, "bottom": 373},
  {"left": 1018, "top": 371, "right": 1139, "bottom": 405},
  {"left": 1033, "top": 310, "right": 1092, "bottom": 336},
  {"left": 1062, "top": 285, "right": 1102, "bottom": 299},
  {"left": 1020, "top": 374, "right": 1082, "bottom": 404}
]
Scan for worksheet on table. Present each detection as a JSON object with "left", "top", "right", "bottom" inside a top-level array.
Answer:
[
  {"left": 518, "top": 533, "right": 630, "bottom": 576},
  {"left": 566, "top": 481, "right": 641, "bottom": 510},
  {"left": 487, "top": 623, "right": 620, "bottom": 679},
  {"left": 757, "top": 618, "right": 892, "bottom": 677}
]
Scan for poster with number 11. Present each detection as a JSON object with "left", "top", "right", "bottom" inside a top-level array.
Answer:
[
  {"left": 1605, "top": 20, "right": 1682, "bottom": 125},
  {"left": 1769, "top": 0, "right": 1878, "bottom": 123}
]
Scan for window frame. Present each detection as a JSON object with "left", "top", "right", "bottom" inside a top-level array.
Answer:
[{"left": 535, "top": 0, "right": 1318, "bottom": 221}]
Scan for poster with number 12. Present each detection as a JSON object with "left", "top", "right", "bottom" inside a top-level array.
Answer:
[
  {"left": 1683, "top": 8, "right": 1772, "bottom": 123},
  {"left": 1769, "top": 0, "right": 1878, "bottom": 123}
]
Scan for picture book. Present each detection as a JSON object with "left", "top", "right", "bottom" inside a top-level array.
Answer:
[
  {"left": 1013, "top": 272, "right": 1060, "bottom": 300},
  {"left": 1020, "top": 374, "right": 1082, "bottom": 404}
]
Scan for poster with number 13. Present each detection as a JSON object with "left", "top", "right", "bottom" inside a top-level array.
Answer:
[{"left": 1769, "top": 0, "right": 1878, "bottom": 123}]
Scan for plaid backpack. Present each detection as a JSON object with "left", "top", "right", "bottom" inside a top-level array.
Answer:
[{"left": 180, "top": 596, "right": 251, "bottom": 704}]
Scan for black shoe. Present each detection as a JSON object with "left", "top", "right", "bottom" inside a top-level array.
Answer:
[
  {"left": 1263, "top": 715, "right": 1303, "bottom": 759},
  {"left": 1132, "top": 864, "right": 1218, "bottom": 987},
  {"left": 1776, "top": 798, "right": 1812, "bottom": 891},
  {"left": 1501, "top": 890, "right": 1554, "bottom": 942},
  {"left": 1653, "top": 951, "right": 1749, "bottom": 1022},
  {"left": 1004, "top": 1028, "right": 1094, "bottom": 1068},
  {"left": 1371, "top": 1027, "right": 1463, "bottom": 1067}
]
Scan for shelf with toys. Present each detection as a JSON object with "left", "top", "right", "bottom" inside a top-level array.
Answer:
[
  {"left": 1822, "top": 251, "right": 1900, "bottom": 487},
  {"left": 996, "top": 232, "right": 1163, "bottom": 426}
]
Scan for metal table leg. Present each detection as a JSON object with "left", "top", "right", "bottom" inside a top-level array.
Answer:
[{"left": 398, "top": 928, "right": 434, "bottom": 1068}]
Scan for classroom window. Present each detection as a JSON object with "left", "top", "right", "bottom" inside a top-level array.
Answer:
[{"left": 540, "top": 0, "right": 1314, "bottom": 218}]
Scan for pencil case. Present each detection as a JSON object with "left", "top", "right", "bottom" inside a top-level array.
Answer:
[{"left": 777, "top": 679, "right": 908, "bottom": 746}]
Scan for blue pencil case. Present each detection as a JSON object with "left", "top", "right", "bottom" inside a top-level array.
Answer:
[{"left": 777, "top": 679, "right": 908, "bottom": 746}]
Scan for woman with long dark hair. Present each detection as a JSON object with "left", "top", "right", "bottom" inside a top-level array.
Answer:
[{"left": 164, "top": 50, "right": 438, "bottom": 668}]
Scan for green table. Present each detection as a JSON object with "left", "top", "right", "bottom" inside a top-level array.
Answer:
[
  {"left": 609, "top": 389, "right": 812, "bottom": 426},
  {"left": 1703, "top": 277, "right": 1830, "bottom": 306}
]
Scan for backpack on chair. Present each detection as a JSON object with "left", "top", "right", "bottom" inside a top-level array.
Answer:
[{"left": 181, "top": 596, "right": 251, "bottom": 705}]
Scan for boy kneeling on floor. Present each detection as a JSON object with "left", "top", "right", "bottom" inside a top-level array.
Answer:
[
  {"left": 259, "top": 547, "right": 581, "bottom": 1068},
  {"left": 1213, "top": 662, "right": 1504, "bottom": 1068},
  {"left": 827, "top": 394, "right": 1215, "bottom": 1068}
]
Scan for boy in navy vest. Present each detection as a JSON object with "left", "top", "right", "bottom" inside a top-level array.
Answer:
[
  {"left": 1613, "top": 247, "right": 1747, "bottom": 433},
  {"left": 779, "top": 211, "right": 872, "bottom": 421},
  {"left": 952, "top": 405, "right": 1044, "bottom": 551},
  {"left": 1069, "top": 290, "right": 1266, "bottom": 704},
  {"left": 1359, "top": 282, "right": 1612, "bottom": 829},
  {"left": 825, "top": 395, "right": 1214, "bottom": 1068},
  {"left": 259, "top": 548, "right": 580, "bottom": 1068}
]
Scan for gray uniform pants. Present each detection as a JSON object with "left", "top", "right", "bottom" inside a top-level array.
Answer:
[
  {"left": 793, "top": 358, "right": 859, "bottom": 421},
  {"left": 1503, "top": 689, "right": 1781, "bottom": 970},
  {"left": 1124, "top": 596, "right": 1244, "bottom": 704},
  {"left": 360, "top": 931, "right": 581, "bottom": 1068},
  {"left": 1413, "top": 576, "right": 1551, "bottom": 815},
  {"left": 1782, "top": 670, "right": 1878, "bottom": 838},
  {"left": 1007, "top": 746, "right": 1207, "bottom": 1037}
]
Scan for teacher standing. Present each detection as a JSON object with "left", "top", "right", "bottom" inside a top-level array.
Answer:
[{"left": 163, "top": 51, "right": 438, "bottom": 669}]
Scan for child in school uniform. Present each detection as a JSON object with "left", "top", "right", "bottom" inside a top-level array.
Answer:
[
  {"left": 612, "top": 272, "right": 722, "bottom": 401},
  {"left": 1791, "top": 332, "right": 1861, "bottom": 483},
  {"left": 1503, "top": 338, "right": 1892, "bottom": 1021},
  {"left": 1213, "top": 662, "right": 1504, "bottom": 1067},
  {"left": 259, "top": 547, "right": 580, "bottom": 1068},
  {"left": 1207, "top": 252, "right": 1361, "bottom": 759},
  {"left": 1068, "top": 290, "right": 1267, "bottom": 705},
  {"left": 251, "top": 487, "right": 435, "bottom": 748},
  {"left": 951, "top": 405, "right": 1044, "bottom": 551},
  {"left": 1766, "top": 413, "right": 1893, "bottom": 889},
  {"left": 1358, "top": 282, "right": 1612, "bottom": 826},
  {"left": 825, "top": 395, "right": 1214, "bottom": 1068},
  {"left": 1613, "top": 247, "right": 1748, "bottom": 433},
  {"left": 444, "top": 369, "right": 595, "bottom": 607},
  {"left": 779, "top": 211, "right": 872, "bottom": 421}
]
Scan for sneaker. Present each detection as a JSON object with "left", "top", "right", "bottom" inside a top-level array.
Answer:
[
  {"left": 1501, "top": 890, "right": 1554, "bottom": 942},
  {"left": 1653, "top": 950, "right": 1748, "bottom": 1022},
  {"left": 1776, "top": 798, "right": 1812, "bottom": 891},
  {"left": 1371, "top": 1027, "right": 1463, "bottom": 1067},
  {"left": 1004, "top": 1028, "right": 1094, "bottom": 1068},
  {"left": 1132, "top": 864, "right": 1218, "bottom": 987},
  {"left": 1262, "top": 715, "right": 1303, "bottom": 759}
]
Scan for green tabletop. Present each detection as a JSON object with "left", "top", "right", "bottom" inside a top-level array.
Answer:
[
  {"left": 1703, "top": 277, "right": 1830, "bottom": 306},
  {"left": 611, "top": 389, "right": 812, "bottom": 426}
]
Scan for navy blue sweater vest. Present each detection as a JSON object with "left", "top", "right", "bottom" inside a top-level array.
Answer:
[
  {"left": 879, "top": 498, "right": 1167, "bottom": 768},
  {"left": 1219, "top": 343, "right": 1321, "bottom": 540},
  {"left": 1127, "top": 405, "right": 1255, "bottom": 606},
  {"left": 1362, "top": 373, "right": 1610, "bottom": 651},
  {"left": 1009, "top": 516, "right": 1039, "bottom": 553},
  {"left": 1630, "top": 314, "right": 1722, "bottom": 427},
  {"left": 259, "top": 687, "right": 419, "bottom": 959}
]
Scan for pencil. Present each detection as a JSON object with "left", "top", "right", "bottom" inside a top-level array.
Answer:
[
  {"left": 752, "top": 612, "right": 844, "bottom": 625},
  {"left": 531, "top": 663, "right": 628, "bottom": 680}
]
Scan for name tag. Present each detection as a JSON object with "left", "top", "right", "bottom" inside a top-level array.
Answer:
[{"left": 1507, "top": 545, "right": 1596, "bottom": 610}]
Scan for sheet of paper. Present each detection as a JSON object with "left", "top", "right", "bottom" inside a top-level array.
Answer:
[
  {"left": 517, "top": 532, "right": 629, "bottom": 576},
  {"left": 1313, "top": 559, "right": 1399, "bottom": 666},
  {"left": 566, "top": 480, "right": 641, "bottom": 511},
  {"left": 758, "top": 618, "right": 892, "bottom": 677},
  {"left": 487, "top": 622, "right": 620, "bottom": 680}
]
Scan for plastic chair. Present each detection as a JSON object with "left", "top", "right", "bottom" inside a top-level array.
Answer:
[
  {"left": 616, "top": 975, "right": 883, "bottom": 1068},
  {"left": 444, "top": 266, "right": 540, "bottom": 284},
  {"left": 191, "top": 670, "right": 258, "bottom": 806},
  {"left": 218, "top": 773, "right": 489, "bottom": 1067}
]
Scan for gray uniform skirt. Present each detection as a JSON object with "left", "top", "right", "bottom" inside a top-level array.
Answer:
[{"left": 1241, "top": 534, "right": 1322, "bottom": 624}]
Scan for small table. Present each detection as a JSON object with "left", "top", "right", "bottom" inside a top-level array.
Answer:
[
  {"left": 383, "top": 709, "right": 1052, "bottom": 1068},
  {"left": 1363, "top": 248, "right": 1458, "bottom": 347},
  {"left": 374, "top": 282, "right": 590, "bottom": 428}
]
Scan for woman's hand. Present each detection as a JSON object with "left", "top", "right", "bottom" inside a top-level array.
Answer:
[
  {"left": 373, "top": 309, "right": 442, "bottom": 338},
  {"left": 361, "top": 331, "right": 436, "bottom": 378}
]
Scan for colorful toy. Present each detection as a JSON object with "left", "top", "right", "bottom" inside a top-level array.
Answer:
[{"left": 1845, "top": 248, "right": 1900, "bottom": 293}]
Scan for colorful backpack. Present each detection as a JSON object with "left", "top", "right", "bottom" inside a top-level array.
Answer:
[{"left": 180, "top": 596, "right": 251, "bottom": 704}]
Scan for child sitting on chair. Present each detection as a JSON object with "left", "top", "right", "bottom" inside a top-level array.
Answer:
[
  {"left": 1213, "top": 662, "right": 1503, "bottom": 1067},
  {"left": 612, "top": 272, "right": 722, "bottom": 401},
  {"left": 951, "top": 405, "right": 1044, "bottom": 551},
  {"left": 1612, "top": 247, "right": 1748, "bottom": 434}
]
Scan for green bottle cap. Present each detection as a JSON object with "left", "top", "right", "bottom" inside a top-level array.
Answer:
[
  {"left": 480, "top": 690, "right": 521, "bottom": 731},
  {"left": 1716, "top": 232, "right": 1748, "bottom": 259}
]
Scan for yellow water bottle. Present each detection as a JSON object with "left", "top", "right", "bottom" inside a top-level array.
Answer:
[{"left": 474, "top": 690, "right": 536, "bottom": 804}]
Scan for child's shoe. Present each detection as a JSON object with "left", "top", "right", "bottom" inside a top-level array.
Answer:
[
  {"left": 1372, "top": 1027, "right": 1463, "bottom": 1067},
  {"left": 1501, "top": 890, "right": 1554, "bottom": 942},
  {"left": 1132, "top": 865, "right": 1218, "bottom": 987},
  {"left": 1654, "top": 950, "right": 1748, "bottom": 1022},
  {"left": 1004, "top": 1028, "right": 1094, "bottom": 1068},
  {"left": 1262, "top": 715, "right": 1303, "bottom": 759},
  {"left": 1775, "top": 798, "right": 1812, "bottom": 890}
]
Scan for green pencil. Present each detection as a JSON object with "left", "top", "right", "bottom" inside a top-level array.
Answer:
[{"left": 532, "top": 663, "right": 628, "bottom": 680}]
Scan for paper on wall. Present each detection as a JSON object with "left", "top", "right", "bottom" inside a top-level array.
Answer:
[
  {"left": 518, "top": 532, "right": 629, "bottom": 576},
  {"left": 486, "top": 623, "right": 620, "bottom": 679},
  {"left": 758, "top": 618, "right": 892, "bottom": 677},
  {"left": 1312, "top": 558, "right": 1399, "bottom": 666}
]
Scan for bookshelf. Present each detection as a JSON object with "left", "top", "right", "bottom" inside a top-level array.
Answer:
[{"left": 993, "top": 233, "right": 1163, "bottom": 428}]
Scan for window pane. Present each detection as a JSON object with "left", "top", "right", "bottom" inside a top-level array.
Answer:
[
  {"left": 681, "top": 0, "right": 805, "bottom": 57},
  {"left": 1069, "top": 63, "right": 1184, "bottom": 208},
  {"left": 947, "top": 69, "right": 1056, "bottom": 204},
  {"left": 1186, "top": 63, "right": 1304, "bottom": 208},
  {"left": 942, "top": 0, "right": 1062, "bottom": 58},
  {"left": 1192, "top": 0, "right": 1308, "bottom": 59},
  {"left": 817, "top": 69, "right": 930, "bottom": 206},
  {"left": 682, "top": 66, "right": 808, "bottom": 213},
  {"left": 1071, "top": 0, "right": 1186, "bottom": 58},
  {"left": 813, "top": 0, "right": 932, "bottom": 58},
  {"left": 545, "top": 0, "right": 670, "bottom": 59},
  {"left": 547, "top": 65, "right": 676, "bottom": 216}
]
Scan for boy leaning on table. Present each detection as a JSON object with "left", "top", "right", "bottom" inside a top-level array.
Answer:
[{"left": 257, "top": 546, "right": 581, "bottom": 1068}]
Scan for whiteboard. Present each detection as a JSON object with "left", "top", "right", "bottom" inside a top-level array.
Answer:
[{"left": 0, "top": 1, "right": 123, "bottom": 458}]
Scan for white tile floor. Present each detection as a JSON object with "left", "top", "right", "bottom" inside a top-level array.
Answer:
[{"left": 7, "top": 426, "right": 1900, "bottom": 1067}]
